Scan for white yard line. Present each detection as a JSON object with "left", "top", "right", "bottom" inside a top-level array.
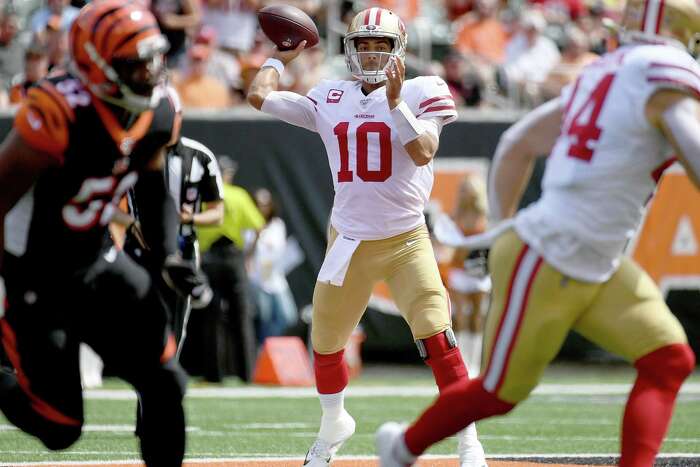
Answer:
[
  {"left": 3, "top": 426, "right": 696, "bottom": 444},
  {"left": 83, "top": 382, "right": 700, "bottom": 400},
  {"left": 0, "top": 425, "right": 201, "bottom": 433},
  {"left": 1, "top": 453, "right": 699, "bottom": 466}
]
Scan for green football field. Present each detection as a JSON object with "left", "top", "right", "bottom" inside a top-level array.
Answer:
[{"left": 0, "top": 363, "right": 698, "bottom": 464}]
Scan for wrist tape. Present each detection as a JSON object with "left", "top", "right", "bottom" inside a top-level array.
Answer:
[{"left": 262, "top": 58, "right": 285, "bottom": 76}]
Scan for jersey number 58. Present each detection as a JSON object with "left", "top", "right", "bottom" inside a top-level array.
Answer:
[{"left": 62, "top": 173, "right": 137, "bottom": 231}]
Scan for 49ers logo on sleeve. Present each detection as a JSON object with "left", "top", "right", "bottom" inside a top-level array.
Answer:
[
  {"left": 327, "top": 89, "right": 344, "bottom": 103},
  {"left": 62, "top": 172, "right": 138, "bottom": 231}
]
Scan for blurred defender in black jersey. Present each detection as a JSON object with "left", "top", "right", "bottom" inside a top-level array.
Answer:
[
  {"left": 125, "top": 132, "right": 224, "bottom": 353},
  {"left": 0, "top": 1, "right": 205, "bottom": 465}
]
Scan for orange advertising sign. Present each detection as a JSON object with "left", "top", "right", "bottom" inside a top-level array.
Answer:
[{"left": 631, "top": 167, "right": 700, "bottom": 295}]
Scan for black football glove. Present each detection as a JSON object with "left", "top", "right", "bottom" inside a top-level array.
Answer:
[
  {"left": 162, "top": 255, "right": 213, "bottom": 308},
  {"left": 0, "top": 276, "right": 5, "bottom": 319},
  {"left": 464, "top": 248, "right": 490, "bottom": 278}
]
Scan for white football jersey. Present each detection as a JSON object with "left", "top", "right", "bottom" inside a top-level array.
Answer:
[
  {"left": 515, "top": 44, "right": 700, "bottom": 282},
  {"left": 262, "top": 76, "right": 457, "bottom": 240}
]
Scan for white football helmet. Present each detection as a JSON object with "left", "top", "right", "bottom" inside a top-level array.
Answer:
[
  {"left": 620, "top": 0, "right": 700, "bottom": 56},
  {"left": 344, "top": 8, "right": 407, "bottom": 84}
]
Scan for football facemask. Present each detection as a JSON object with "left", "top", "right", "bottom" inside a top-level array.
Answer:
[{"left": 344, "top": 8, "right": 407, "bottom": 84}]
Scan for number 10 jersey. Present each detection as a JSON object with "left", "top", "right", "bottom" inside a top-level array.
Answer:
[{"left": 262, "top": 76, "right": 457, "bottom": 240}]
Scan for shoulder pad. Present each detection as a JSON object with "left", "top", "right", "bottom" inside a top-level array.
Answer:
[
  {"left": 629, "top": 45, "right": 700, "bottom": 99},
  {"left": 412, "top": 76, "right": 457, "bottom": 123},
  {"left": 14, "top": 81, "right": 76, "bottom": 163}
]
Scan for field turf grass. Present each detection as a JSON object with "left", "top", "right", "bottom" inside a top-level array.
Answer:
[{"left": 0, "top": 363, "right": 698, "bottom": 464}]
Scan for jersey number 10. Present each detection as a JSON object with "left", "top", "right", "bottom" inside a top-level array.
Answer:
[{"left": 334, "top": 122, "right": 392, "bottom": 182}]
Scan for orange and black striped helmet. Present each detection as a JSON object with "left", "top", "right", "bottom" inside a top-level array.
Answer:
[{"left": 69, "top": 0, "right": 169, "bottom": 111}]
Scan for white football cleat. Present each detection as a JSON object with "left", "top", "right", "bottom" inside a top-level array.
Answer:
[
  {"left": 458, "top": 427, "right": 488, "bottom": 467},
  {"left": 303, "top": 410, "right": 356, "bottom": 466},
  {"left": 375, "top": 422, "right": 415, "bottom": 467}
]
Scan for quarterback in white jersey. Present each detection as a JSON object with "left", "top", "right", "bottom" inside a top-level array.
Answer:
[
  {"left": 377, "top": 0, "right": 700, "bottom": 465},
  {"left": 248, "top": 7, "right": 487, "bottom": 467},
  {"left": 297, "top": 74, "right": 455, "bottom": 240}
]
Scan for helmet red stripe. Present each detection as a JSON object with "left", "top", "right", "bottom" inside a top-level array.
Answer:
[
  {"left": 363, "top": 8, "right": 371, "bottom": 25},
  {"left": 654, "top": 0, "right": 665, "bottom": 33},
  {"left": 375, "top": 8, "right": 383, "bottom": 25},
  {"left": 642, "top": 0, "right": 664, "bottom": 34}
]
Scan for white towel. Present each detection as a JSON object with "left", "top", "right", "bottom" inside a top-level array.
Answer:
[
  {"left": 433, "top": 214, "right": 514, "bottom": 249},
  {"left": 317, "top": 234, "right": 360, "bottom": 287}
]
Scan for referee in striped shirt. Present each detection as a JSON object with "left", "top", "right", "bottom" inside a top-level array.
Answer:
[{"left": 163, "top": 136, "right": 224, "bottom": 352}]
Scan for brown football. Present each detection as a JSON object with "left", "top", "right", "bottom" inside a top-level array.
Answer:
[{"left": 257, "top": 5, "right": 320, "bottom": 51}]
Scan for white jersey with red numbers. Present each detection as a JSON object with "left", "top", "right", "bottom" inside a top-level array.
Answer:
[
  {"left": 261, "top": 76, "right": 457, "bottom": 240},
  {"left": 515, "top": 43, "right": 700, "bottom": 283}
]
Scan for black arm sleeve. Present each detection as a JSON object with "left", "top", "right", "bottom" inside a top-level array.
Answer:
[
  {"left": 199, "top": 151, "right": 224, "bottom": 203},
  {"left": 133, "top": 169, "right": 179, "bottom": 267}
]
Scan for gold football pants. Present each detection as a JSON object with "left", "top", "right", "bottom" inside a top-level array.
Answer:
[
  {"left": 482, "top": 229, "right": 688, "bottom": 403},
  {"left": 312, "top": 225, "right": 451, "bottom": 354}
]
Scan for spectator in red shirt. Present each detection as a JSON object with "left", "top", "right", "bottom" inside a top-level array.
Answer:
[
  {"left": 444, "top": 0, "right": 473, "bottom": 21},
  {"left": 529, "top": 0, "right": 585, "bottom": 21}
]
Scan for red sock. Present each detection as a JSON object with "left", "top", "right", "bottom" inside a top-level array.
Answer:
[
  {"left": 404, "top": 377, "right": 514, "bottom": 455},
  {"left": 423, "top": 332, "right": 469, "bottom": 392},
  {"left": 620, "top": 344, "right": 695, "bottom": 467},
  {"left": 313, "top": 350, "right": 348, "bottom": 394}
]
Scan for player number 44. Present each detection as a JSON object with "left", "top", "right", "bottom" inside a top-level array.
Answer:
[{"left": 565, "top": 73, "right": 616, "bottom": 162}]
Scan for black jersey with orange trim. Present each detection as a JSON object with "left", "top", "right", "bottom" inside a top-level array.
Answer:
[{"left": 10, "top": 71, "right": 178, "bottom": 274}]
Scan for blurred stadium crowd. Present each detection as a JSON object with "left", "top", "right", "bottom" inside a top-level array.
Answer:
[{"left": 0, "top": 0, "right": 621, "bottom": 110}]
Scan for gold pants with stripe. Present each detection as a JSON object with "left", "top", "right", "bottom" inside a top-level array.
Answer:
[
  {"left": 312, "top": 225, "right": 451, "bottom": 354},
  {"left": 482, "top": 230, "right": 688, "bottom": 403}
]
